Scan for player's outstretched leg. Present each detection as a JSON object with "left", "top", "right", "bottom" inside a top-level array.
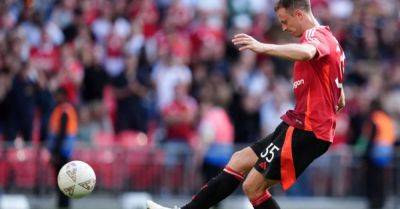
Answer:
[
  {"left": 147, "top": 147, "right": 258, "bottom": 209},
  {"left": 242, "top": 168, "right": 280, "bottom": 209}
]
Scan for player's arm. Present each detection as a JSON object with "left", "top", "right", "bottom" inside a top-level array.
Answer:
[
  {"left": 336, "top": 87, "right": 346, "bottom": 112},
  {"left": 232, "top": 33, "right": 317, "bottom": 61}
]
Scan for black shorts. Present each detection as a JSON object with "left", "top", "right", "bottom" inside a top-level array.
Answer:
[{"left": 250, "top": 122, "right": 331, "bottom": 190}]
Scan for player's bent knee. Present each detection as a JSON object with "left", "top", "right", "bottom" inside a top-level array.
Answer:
[
  {"left": 242, "top": 177, "right": 265, "bottom": 198},
  {"left": 242, "top": 169, "right": 279, "bottom": 199},
  {"left": 226, "top": 151, "right": 243, "bottom": 172},
  {"left": 227, "top": 148, "right": 257, "bottom": 174},
  {"left": 242, "top": 178, "right": 254, "bottom": 195}
]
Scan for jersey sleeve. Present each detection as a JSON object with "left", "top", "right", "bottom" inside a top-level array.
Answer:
[{"left": 301, "top": 29, "right": 330, "bottom": 60}]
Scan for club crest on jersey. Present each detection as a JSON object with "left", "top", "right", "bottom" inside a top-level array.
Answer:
[{"left": 293, "top": 79, "right": 304, "bottom": 89}]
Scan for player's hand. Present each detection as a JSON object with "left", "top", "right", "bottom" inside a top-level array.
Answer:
[
  {"left": 336, "top": 105, "right": 343, "bottom": 112},
  {"left": 336, "top": 101, "right": 345, "bottom": 112},
  {"left": 336, "top": 98, "right": 345, "bottom": 112},
  {"left": 336, "top": 88, "right": 346, "bottom": 112},
  {"left": 232, "top": 33, "right": 264, "bottom": 53}
]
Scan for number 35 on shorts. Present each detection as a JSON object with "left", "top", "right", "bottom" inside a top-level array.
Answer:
[{"left": 260, "top": 143, "right": 280, "bottom": 163}]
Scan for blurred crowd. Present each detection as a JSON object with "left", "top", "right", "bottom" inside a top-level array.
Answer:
[
  {"left": 0, "top": 0, "right": 400, "bottom": 156},
  {"left": 1, "top": 1, "right": 400, "bottom": 207}
]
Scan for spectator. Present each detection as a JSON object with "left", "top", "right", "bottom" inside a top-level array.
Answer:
[
  {"left": 260, "top": 82, "right": 293, "bottom": 137},
  {"left": 198, "top": 82, "right": 234, "bottom": 189},
  {"left": 0, "top": 69, "right": 12, "bottom": 142},
  {"left": 81, "top": 44, "right": 108, "bottom": 104},
  {"left": 161, "top": 81, "right": 198, "bottom": 194},
  {"left": 151, "top": 50, "right": 192, "bottom": 109},
  {"left": 78, "top": 43, "right": 113, "bottom": 141},
  {"left": 58, "top": 44, "right": 83, "bottom": 105},
  {"left": 47, "top": 88, "right": 79, "bottom": 209},
  {"left": 112, "top": 55, "right": 148, "bottom": 133},
  {"left": 36, "top": 69, "right": 56, "bottom": 143},
  {"left": 229, "top": 51, "right": 262, "bottom": 143},
  {"left": 357, "top": 99, "right": 397, "bottom": 209},
  {"left": 3, "top": 62, "right": 36, "bottom": 143},
  {"left": 29, "top": 30, "right": 61, "bottom": 73}
]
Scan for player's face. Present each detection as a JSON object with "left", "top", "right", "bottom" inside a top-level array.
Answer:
[{"left": 276, "top": 8, "right": 303, "bottom": 37}]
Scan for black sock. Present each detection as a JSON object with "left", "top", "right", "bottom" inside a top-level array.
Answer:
[
  {"left": 250, "top": 191, "right": 280, "bottom": 209},
  {"left": 181, "top": 166, "right": 244, "bottom": 209}
]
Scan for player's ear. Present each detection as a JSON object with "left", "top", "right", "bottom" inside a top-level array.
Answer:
[{"left": 294, "top": 9, "right": 304, "bottom": 20}]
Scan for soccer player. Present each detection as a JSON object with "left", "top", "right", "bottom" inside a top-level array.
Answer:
[{"left": 148, "top": 0, "right": 346, "bottom": 209}]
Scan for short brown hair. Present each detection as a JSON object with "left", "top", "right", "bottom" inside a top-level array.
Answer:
[{"left": 274, "top": 0, "right": 311, "bottom": 12}]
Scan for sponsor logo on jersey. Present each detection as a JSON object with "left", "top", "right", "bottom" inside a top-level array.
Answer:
[{"left": 293, "top": 79, "right": 305, "bottom": 89}]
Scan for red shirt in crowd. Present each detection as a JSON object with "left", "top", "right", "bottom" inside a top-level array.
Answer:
[
  {"left": 30, "top": 43, "right": 60, "bottom": 72},
  {"left": 162, "top": 96, "right": 197, "bottom": 142}
]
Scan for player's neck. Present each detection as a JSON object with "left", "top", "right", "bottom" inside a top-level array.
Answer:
[{"left": 303, "top": 14, "right": 320, "bottom": 31}]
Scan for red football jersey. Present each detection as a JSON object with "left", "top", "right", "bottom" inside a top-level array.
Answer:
[{"left": 281, "top": 26, "right": 345, "bottom": 142}]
